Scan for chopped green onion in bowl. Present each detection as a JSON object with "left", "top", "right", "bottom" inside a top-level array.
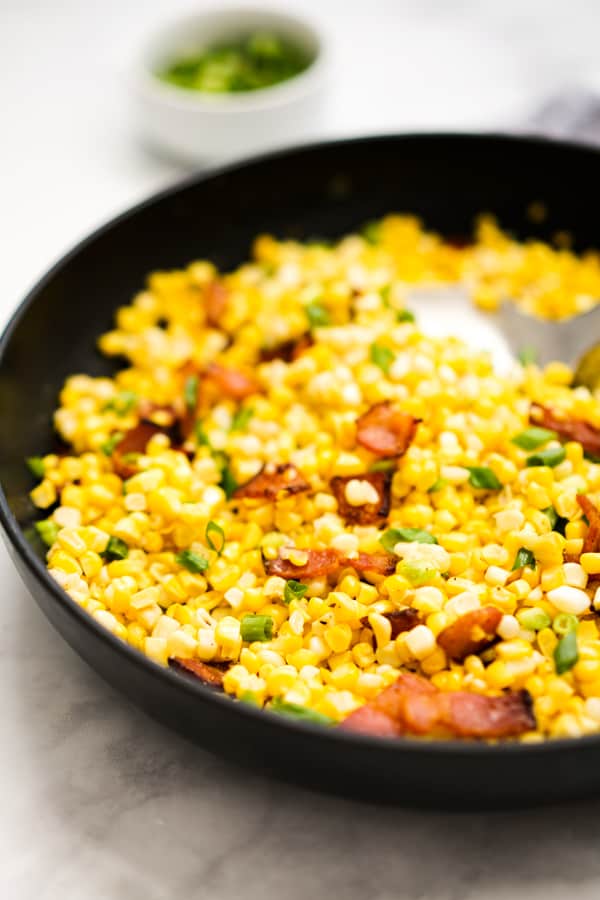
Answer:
[{"left": 158, "top": 32, "right": 312, "bottom": 95}]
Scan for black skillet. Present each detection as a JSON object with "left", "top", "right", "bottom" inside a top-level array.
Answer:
[{"left": 1, "top": 134, "right": 599, "bottom": 809}]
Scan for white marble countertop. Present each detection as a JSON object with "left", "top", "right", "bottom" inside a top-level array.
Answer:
[{"left": 4, "top": 1, "right": 600, "bottom": 897}]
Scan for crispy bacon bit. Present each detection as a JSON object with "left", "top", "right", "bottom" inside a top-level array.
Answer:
[
  {"left": 169, "top": 657, "right": 225, "bottom": 687},
  {"left": 205, "top": 363, "right": 261, "bottom": 400},
  {"left": 112, "top": 422, "right": 164, "bottom": 478},
  {"left": 360, "top": 608, "right": 420, "bottom": 637},
  {"left": 260, "top": 333, "right": 313, "bottom": 363},
  {"left": 356, "top": 402, "right": 419, "bottom": 458},
  {"left": 530, "top": 403, "right": 600, "bottom": 458},
  {"left": 577, "top": 494, "right": 600, "bottom": 554},
  {"left": 204, "top": 281, "right": 230, "bottom": 328},
  {"left": 234, "top": 463, "right": 310, "bottom": 501},
  {"left": 264, "top": 548, "right": 340, "bottom": 580},
  {"left": 437, "top": 606, "right": 502, "bottom": 661},
  {"left": 342, "top": 552, "right": 397, "bottom": 578},
  {"left": 341, "top": 672, "right": 535, "bottom": 739},
  {"left": 330, "top": 471, "right": 392, "bottom": 525}
]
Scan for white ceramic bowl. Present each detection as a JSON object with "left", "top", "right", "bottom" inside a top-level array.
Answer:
[{"left": 131, "top": 6, "right": 329, "bottom": 165}]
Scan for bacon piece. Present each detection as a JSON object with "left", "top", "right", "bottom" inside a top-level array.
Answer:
[
  {"left": 343, "top": 552, "right": 397, "bottom": 578},
  {"left": 440, "top": 689, "right": 535, "bottom": 739},
  {"left": 577, "top": 494, "right": 600, "bottom": 554},
  {"left": 530, "top": 403, "right": 600, "bottom": 458},
  {"left": 169, "top": 657, "right": 225, "bottom": 687},
  {"left": 264, "top": 548, "right": 340, "bottom": 580},
  {"left": 233, "top": 463, "right": 310, "bottom": 501},
  {"left": 330, "top": 471, "right": 392, "bottom": 525},
  {"left": 204, "top": 363, "right": 261, "bottom": 400},
  {"left": 437, "top": 606, "right": 502, "bottom": 661},
  {"left": 356, "top": 402, "right": 419, "bottom": 458},
  {"left": 360, "top": 606, "right": 419, "bottom": 640},
  {"left": 337, "top": 705, "right": 404, "bottom": 738},
  {"left": 204, "top": 281, "right": 230, "bottom": 328},
  {"left": 112, "top": 422, "right": 164, "bottom": 478},
  {"left": 260, "top": 333, "right": 313, "bottom": 363},
  {"left": 341, "top": 672, "right": 535, "bottom": 740},
  {"left": 386, "top": 608, "right": 420, "bottom": 638}
]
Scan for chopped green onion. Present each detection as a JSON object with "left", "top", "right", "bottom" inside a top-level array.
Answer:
[
  {"left": 542, "top": 506, "right": 568, "bottom": 535},
  {"left": 230, "top": 406, "right": 253, "bottom": 431},
  {"left": 369, "top": 342, "right": 395, "bottom": 374},
  {"left": 518, "top": 346, "right": 537, "bottom": 366},
  {"left": 511, "top": 427, "right": 557, "bottom": 450},
  {"left": 119, "top": 452, "right": 141, "bottom": 466},
  {"left": 195, "top": 421, "right": 211, "bottom": 447},
  {"left": 239, "top": 690, "right": 262, "bottom": 707},
  {"left": 380, "top": 527, "right": 438, "bottom": 554},
  {"left": 284, "top": 580, "right": 308, "bottom": 605},
  {"left": 100, "top": 432, "right": 124, "bottom": 455},
  {"left": 466, "top": 466, "right": 502, "bottom": 490},
  {"left": 26, "top": 457, "right": 45, "bottom": 478},
  {"left": 175, "top": 549, "right": 209, "bottom": 573},
  {"left": 512, "top": 547, "right": 536, "bottom": 571},
  {"left": 554, "top": 628, "right": 578, "bottom": 675},
  {"left": 427, "top": 478, "right": 447, "bottom": 493},
  {"left": 184, "top": 375, "right": 198, "bottom": 411},
  {"left": 240, "top": 614, "right": 273, "bottom": 642},
  {"left": 34, "top": 519, "right": 59, "bottom": 547},
  {"left": 205, "top": 520, "right": 225, "bottom": 555},
  {"left": 369, "top": 459, "right": 396, "bottom": 472},
  {"left": 102, "top": 536, "right": 129, "bottom": 561},
  {"left": 102, "top": 390, "right": 138, "bottom": 416},
  {"left": 270, "top": 697, "right": 334, "bottom": 726},
  {"left": 396, "top": 309, "right": 416, "bottom": 323},
  {"left": 380, "top": 284, "right": 391, "bottom": 306},
  {"left": 516, "top": 608, "right": 551, "bottom": 631},
  {"left": 526, "top": 446, "right": 566, "bottom": 468},
  {"left": 553, "top": 613, "right": 579, "bottom": 638},
  {"left": 361, "top": 220, "right": 381, "bottom": 245},
  {"left": 398, "top": 562, "right": 436, "bottom": 586},
  {"left": 305, "top": 302, "right": 330, "bottom": 328},
  {"left": 220, "top": 462, "right": 238, "bottom": 499}
]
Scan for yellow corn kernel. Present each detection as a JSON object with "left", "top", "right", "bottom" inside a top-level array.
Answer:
[
  {"left": 80, "top": 550, "right": 103, "bottom": 578},
  {"left": 420, "top": 646, "right": 447, "bottom": 674},
  {"left": 541, "top": 566, "right": 566, "bottom": 593},
  {"left": 537, "top": 627, "right": 558, "bottom": 658},
  {"left": 581, "top": 553, "right": 600, "bottom": 576},
  {"left": 324, "top": 623, "right": 353, "bottom": 653},
  {"left": 47, "top": 549, "right": 82, "bottom": 575}
]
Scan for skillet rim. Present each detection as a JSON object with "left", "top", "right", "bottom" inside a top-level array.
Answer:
[{"left": 2, "top": 129, "right": 600, "bottom": 759}]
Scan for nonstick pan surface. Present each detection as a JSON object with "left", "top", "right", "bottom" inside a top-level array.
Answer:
[{"left": 2, "top": 134, "right": 600, "bottom": 808}]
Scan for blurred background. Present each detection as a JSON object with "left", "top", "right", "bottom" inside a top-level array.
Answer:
[{"left": 4, "top": 0, "right": 600, "bottom": 318}]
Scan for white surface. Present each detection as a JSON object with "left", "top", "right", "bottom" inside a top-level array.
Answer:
[{"left": 4, "top": 1, "right": 600, "bottom": 898}]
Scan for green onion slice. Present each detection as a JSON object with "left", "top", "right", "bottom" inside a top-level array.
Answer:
[
  {"left": 305, "top": 302, "right": 330, "bottom": 328},
  {"left": 270, "top": 697, "right": 334, "bottom": 726},
  {"left": 511, "top": 427, "right": 557, "bottom": 450},
  {"left": 184, "top": 375, "right": 198, "bottom": 411},
  {"left": 240, "top": 614, "right": 273, "bottom": 642},
  {"left": 380, "top": 527, "right": 438, "bottom": 554},
  {"left": 102, "top": 536, "right": 129, "bottom": 561},
  {"left": 369, "top": 342, "right": 395, "bottom": 374},
  {"left": 554, "top": 628, "right": 578, "bottom": 675},
  {"left": 466, "top": 466, "right": 502, "bottom": 490},
  {"left": 34, "top": 519, "right": 59, "bottom": 547},
  {"left": 175, "top": 549, "right": 209, "bottom": 573},
  {"left": 526, "top": 447, "right": 566, "bottom": 468},
  {"left": 26, "top": 457, "right": 45, "bottom": 478},
  {"left": 512, "top": 547, "right": 536, "bottom": 571},
  {"left": 205, "top": 520, "right": 225, "bottom": 555},
  {"left": 230, "top": 406, "right": 253, "bottom": 431},
  {"left": 284, "top": 580, "right": 308, "bottom": 605}
]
